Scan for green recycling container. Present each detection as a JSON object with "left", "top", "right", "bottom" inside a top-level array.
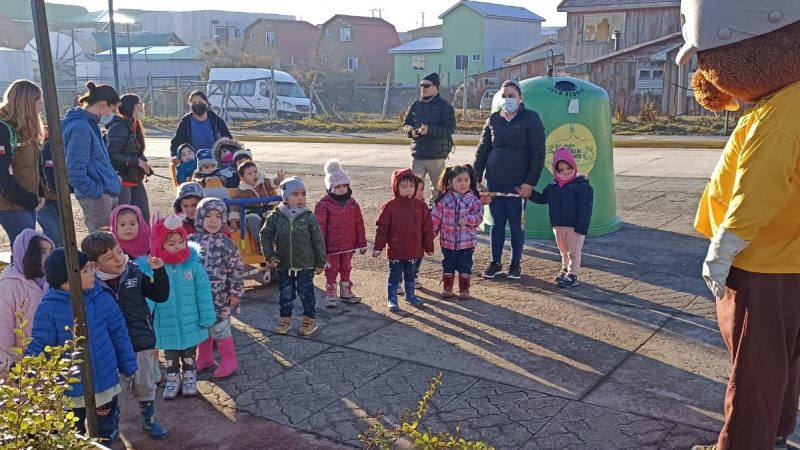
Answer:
[{"left": 483, "top": 75, "right": 621, "bottom": 238}]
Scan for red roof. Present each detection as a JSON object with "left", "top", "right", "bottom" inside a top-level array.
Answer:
[{"left": 323, "top": 15, "right": 401, "bottom": 79}]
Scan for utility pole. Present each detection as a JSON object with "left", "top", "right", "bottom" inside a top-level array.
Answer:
[
  {"left": 126, "top": 24, "right": 133, "bottom": 90},
  {"left": 108, "top": 0, "right": 120, "bottom": 89},
  {"left": 421, "top": 12, "right": 425, "bottom": 27}
]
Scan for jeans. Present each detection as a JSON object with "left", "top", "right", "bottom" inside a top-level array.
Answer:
[
  {"left": 411, "top": 158, "right": 447, "bottom": 204},
  {"left": 118, "top": 183, "right": 150, "bottom": 223},
  {"left": 277, "top": 269, "right": 317, "bottom": 319},
  {"left": 441, "top": 248, "right": 475, "bottom": 275},
  {"left": 413, "top": 257, "right": 422, "bottom": 278},
  {"left": 73, "top": 395, "right": 120, "bottom": 444},
  {"left": 0, "top": 210, "right": 36, "bottom": 246},
  {"left": 77, "top": 194, "right": 118, "bottom": 232},
  {"left": 164, "top": 347, "right": 196, "bottom": 373},
  {"left": 388, "top": 259, "right": 417, "bottom": 285},
  {"left": 325, "top": 252, "right": 354, "bottom": 284},
  {"left": 36, "top": 200, "right": 63, "bottom": 247},
  {"left": 487, "top": 182, "right": 526, "bottom": 265}
]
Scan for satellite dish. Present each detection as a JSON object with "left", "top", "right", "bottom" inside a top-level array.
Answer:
[{"left": 24, "top": 32, "right": 86, "bottom": 66}]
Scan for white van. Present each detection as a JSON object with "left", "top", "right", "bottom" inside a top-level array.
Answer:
[{"left": 206, "top": 68, "right": 316, "bottom": 119}]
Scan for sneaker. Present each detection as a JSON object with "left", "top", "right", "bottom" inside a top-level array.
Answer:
[
  {"left": 299, "top": 317, "right": 318, "bottom": 336},
  {"left": 775, "top": 436, "right": 799, "bottom": 450},
  {"left": 274, "top": 317, "right": 292, "bottom": 335},
  {"left": 324, "top": 283, "right": 338, "bottom": 308},
  {"left": 181, "top": 370, "right": 198, "bottom": 396},
  {"left": 162, "top": 372, "right": 180, "bottom": 400},
  {"left": 553, "top": 269, "right": 568, "bottom": 282},
  {"left": 482, "top": 262, "right": 503, "bottom": 279},
  {"left": 507, "top": 262, "right": 522, "bottom": 280},
  {"left": 557, "top": 274, "right": 579, "bottom": 288}
]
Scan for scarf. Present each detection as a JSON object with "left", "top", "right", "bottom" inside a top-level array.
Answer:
[
  {"left": 278, "top": 203, "right": 308, "bottom": 220},
  {"left": 94, "top": 254, "right": 130, "bottom": 281},
  {"left": 111, "top": 204, "right": 151, "bottom": 257},
  {"left": 552, "top": 147, "right": 579, "bottom": 188},
  {"left": 327, "top": 187, "right": 353, "bottom": 205}
]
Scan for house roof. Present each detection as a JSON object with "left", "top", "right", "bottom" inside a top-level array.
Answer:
[
  {"left": 567, "top": 32, "right": 682, "bottom": 72},
  {"left": 245, "top": 18, "right": 319, "bottom": 33},
  {"left": 321, "top": 15, "right": 396, "bottom": 27},
  {"left": 502, "top": 38, "right": 565, "bottom": 64},
  {"left": 389, "top": 37, "right": 443, "bottom": 54},
  {"left": 95, "top": 45, "right": 199, "bottom": 61},
  {"left": 1, "top": 0, "right": 87, "bottom": 23},
  {"left": 93, "top": 32, "right": 184, "bottom": 51},
  {"left": 557, "top": 0, "right": 679, "bottom": 12},
  {"left": 69, "top": 10, "right": 136, "bottom": 25},
  {"left": 439, "top": 1, "right": 545, "bottom": 22}
]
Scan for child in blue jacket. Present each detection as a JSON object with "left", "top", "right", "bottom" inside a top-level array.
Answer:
[
  {"left": 27, "top": 248, "right": 138, "bottom": 445},
  {"left": 175, "top": 143, "right": 197, "bottom": 184},
  {"left": 531, "top": 147, "right": 594, "bottom": 288}
]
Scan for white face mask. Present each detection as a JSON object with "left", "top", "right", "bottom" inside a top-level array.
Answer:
[{"left": 502, "top": 98, "right": 519, "bottom": 114}]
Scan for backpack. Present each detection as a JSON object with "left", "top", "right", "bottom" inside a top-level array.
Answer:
[{"left": 0, "top": 119, "right": 19, "bottom": 156}]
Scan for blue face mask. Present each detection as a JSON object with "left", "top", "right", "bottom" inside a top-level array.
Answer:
[{"left": 502, "top": 98, "right": 519, "bottom": 114}]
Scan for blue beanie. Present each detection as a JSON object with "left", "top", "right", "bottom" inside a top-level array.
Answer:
[
  {"left": 196, "top": 148, "right": 216, "bottom": 168},
  {"left": 279, "top": 176, "right": 306, "bottom": 201}
]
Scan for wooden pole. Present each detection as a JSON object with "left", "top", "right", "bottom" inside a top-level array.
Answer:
[
  {"left": 30, "top": 0, "right": 99, "bottom": 438},
  {"left": 308, "top": 71, "right": 317, "bottom": 120},
  {"left": 381, "top": 72, "right": 391, "bottom": 120}
]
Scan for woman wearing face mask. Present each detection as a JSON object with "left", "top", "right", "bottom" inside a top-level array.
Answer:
[
  {"left": 106, "top": 94, "right": 151, "bottom": 222},
  {"left": 169, "top": 91, "right": 232, "bottom": 164},
  {"left": 62, "top": 81, "right": 122, "bottom": 232},
  {"left": 473, "top": 80, "right": 546, "bottom": 281}
]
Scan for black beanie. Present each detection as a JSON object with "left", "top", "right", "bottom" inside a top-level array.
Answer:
[
  {"left": 423, "top": 72, "right": 440, "bottom": 87},
  {"left": 45, "top": 248, "right": 91, "bottom": 289}
]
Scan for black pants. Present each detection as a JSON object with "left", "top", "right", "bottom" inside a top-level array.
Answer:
[
  {"left": 164, "top": 346, "right": 196, "bottom": 373},
  {"left": 73, "top": 395, "right": 120, "bottom": 444}
]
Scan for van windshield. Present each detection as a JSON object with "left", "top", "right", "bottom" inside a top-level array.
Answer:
[{"left": 277, "top": 82, "right": 305, "bottom": 98}]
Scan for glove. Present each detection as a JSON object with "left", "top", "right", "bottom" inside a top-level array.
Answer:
[{"left": 702, "top": 228, "right": 748, "bottom": 299}]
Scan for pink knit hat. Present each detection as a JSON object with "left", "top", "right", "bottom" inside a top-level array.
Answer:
[{"left": 150, "top": 213, "right": 189, "bottom": 265}]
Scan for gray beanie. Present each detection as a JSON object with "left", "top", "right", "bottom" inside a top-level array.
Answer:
[{"left": 279, "top": 176, "right": 306, "bottom": 201}]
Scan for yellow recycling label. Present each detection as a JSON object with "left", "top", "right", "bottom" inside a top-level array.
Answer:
[{"left": 545, "top": 123, "right": 597, "bottom": 175}]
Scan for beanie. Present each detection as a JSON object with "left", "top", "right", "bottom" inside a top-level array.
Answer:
[
  {"left": 423, "top": 72, "right": 440, "bottom": 88},
  {"left": 324, "top": 159, "right": 351, "bottom": 191},
  {"left": 196, "top": 149, "right": 216, "bottom": 169},
  {"left": 233, "top": 149, "right": 253, "bottom": 166},
  {"left": 280, "top": 176, "right": 306, "bottom": 201},
  {"left": 44, "top": 248, "right": 91, "bottom": 289},
  {"left": 173, "top": 182, "right": 204, "bottom": 213}
]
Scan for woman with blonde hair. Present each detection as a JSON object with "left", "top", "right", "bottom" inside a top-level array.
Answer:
[{"left": 0, "top": 79, "right": 47, "bottom": 244}]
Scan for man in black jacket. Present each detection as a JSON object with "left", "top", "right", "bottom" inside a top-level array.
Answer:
[{"left": 403, "top": 73, "right": 456, "bottom": 204}]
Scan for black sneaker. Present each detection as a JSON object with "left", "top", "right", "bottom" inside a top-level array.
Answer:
[
  {"left": 557, "top": 274, "right": 579, "bottom": 288},
  {"left": 553, "top": 269, "right": 568, "bottom": 282},
  {"left": 507, "top": 262, "right": 522, "bottom": 280},
  {"left": 482, "top": 262, "right": 503, "bottom": 279}
]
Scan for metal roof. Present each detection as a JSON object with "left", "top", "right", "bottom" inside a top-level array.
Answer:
[
  {"left": 1, "top": 0, "right": 87, "bottom": 22},
  {"left": 95, "top": 46, "right": 199, "bottom": 61},
  {"left": 439, "top": 1, "right": 545, "bottom": 22},
  {"left": 389, "top": 37, "right": 443, "bottom": 54},
  {"left": 93, "top": 32, "right": 183, "bottom": 51},
  {"left": 558, "top": 0, "right": 679, "bottom": 12}
]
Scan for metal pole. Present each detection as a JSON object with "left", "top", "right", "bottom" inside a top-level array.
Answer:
[
  {"left": 108, "top": 0, "right": 119, "bottom": 89},
  {"left": 270, "top": 67, "right": 277, "bottom": 119},
  {"left": 70, "top": 28, "right": 77, "bottom": 92},
  {"left": 308, "top": 71, "right": 317, "bottom": 120},
  {"left": 30, "top": 0, "right": 99, "bottom": 438},
  {"left": 381, "top": 72, "right": 391, "bottom": 120},
  {"left": 462, "top": 66, "right": 467, "bottom": 122},
  {"left": 126, "top": 24, "right": 133, "bottom": 89}
]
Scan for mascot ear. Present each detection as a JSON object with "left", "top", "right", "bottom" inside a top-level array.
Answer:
[{"left": 691, "top": 70, "right": 740, "bottom": 112}]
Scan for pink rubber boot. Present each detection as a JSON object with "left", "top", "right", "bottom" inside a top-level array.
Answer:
[
  {"left": 212, "top": 336, "right": 238, "bottom": 379},
  {"left": 195, "top": 337, "right": 216, "bottom": 372}
]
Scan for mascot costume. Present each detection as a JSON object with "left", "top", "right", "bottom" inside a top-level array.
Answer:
[{"left": 678, "top": 1, "right": 800, "bottom": 449}]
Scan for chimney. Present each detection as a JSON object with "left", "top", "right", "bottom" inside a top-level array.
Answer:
[{"left": 612, "top": 31, "right": 622, "bottom": 51}]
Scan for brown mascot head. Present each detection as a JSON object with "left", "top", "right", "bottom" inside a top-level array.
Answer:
[{"left": 677, "top": 1, "right": 800, "bottom": 111}]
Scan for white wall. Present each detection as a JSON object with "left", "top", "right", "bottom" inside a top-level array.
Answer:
[
  {"left": 0, "top": 49, "right": 33, "bottom": 92},
  {"left": 483, "top": 18, "right": 541, "bottom": 71}
]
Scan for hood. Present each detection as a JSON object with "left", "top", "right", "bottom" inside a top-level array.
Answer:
[
  {"left": 239, "top": 172, "right": 266, "bottom": 191},
  {"left": 195, "top": 197, "right": 228, "bottom": 228},
  {"left": 45, "top": 282, "right": 103, "bottom": 304},
  {"left": 552, "top": 147, "right": 578, "bottom": 188},
  {"left": 62, "top": 107, "right": 101, "bottom": 133},
  {"left": 11, "top": 229, "right": 54, "bottom": 286},
  {"left": 173, "top": 182, "right": 204, "bottom": 213},
  {"left": 150, "top": 214, "right": 190, "bottom": 265},
  {"left": 391, "top": 168, "right": 418, "bottom": 198},
  {"left": 111, "top": 204, "right": 151, "bottom": 257},
  {"left": 212, "top": 138, "right": 244, "bottom": 163}
]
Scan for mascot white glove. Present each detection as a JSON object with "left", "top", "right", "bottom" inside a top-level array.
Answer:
[{"left": 702, "top": 227, "right": 749, "bottom": 298}]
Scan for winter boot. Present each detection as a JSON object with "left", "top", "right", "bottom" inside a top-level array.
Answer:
[
  {"left": 458, "top": 275, "right": 471, "bottom": 300},
  {"left": 212, "top": 336, "right": 238, "bottom": 379},
  {"left": 162, "top": 372, "right": 180, "bottom": 400},
  {"left": 387, "top": 283, "right": 400, "bottom": 312},
  {"left": 275, "top": 317, "right": 292, "bottom": 334},
  {"left": 181, "top": 370, "right": 198, "bottom": 396},
  {"left": 404, "top": 282, "right": 424, "bottom": 307},
  {"left": 195, "top": 337, "right": 216, "bottom": 373},
  {"left": 299, "top": 316, "right": 318, "bottom": 336},
  {"left": 324, "top": 283, "right": 339, "bottom": 308},
  {"left": 339, "top": 281, "right": 361, "bottom": 303},
  {"left": 441, "top": 273, "right": 455, "bottom": 298},
  {"left": 139, "top": 401, "right": 168, "bottom": 439}
]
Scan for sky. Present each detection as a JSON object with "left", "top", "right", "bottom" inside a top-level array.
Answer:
[{"left": 53, "top": 0, "right": 567, "bottom": 31}]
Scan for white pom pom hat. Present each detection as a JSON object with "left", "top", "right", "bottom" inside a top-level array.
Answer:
[{"left": 324, "top": 159, "right": 351, "bottom": 191}]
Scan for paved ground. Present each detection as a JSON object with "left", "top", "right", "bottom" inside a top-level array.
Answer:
[{"left": 11, "top": 139, "right": 795, "bottom": 449}]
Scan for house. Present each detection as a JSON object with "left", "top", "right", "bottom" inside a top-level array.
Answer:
[
  {"left": 94, "top": 45, "right": 203, "bottom": 81},
  {"left": 389, "top": 0, "right": 545, "bottom": 88},
  {"left": 314, "top": 15, "right": 401, "bottom": 84},
  {"left": 471, "top": 39, "right": 566, "bottom": 96},
  {"left": 241, "top": 19, "right": 320, "bottom": 69},
  {"left": 399, "top": 24, "right": 443, "bottom": 44}
]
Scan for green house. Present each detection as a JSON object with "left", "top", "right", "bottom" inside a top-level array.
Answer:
[{"left": 389, "top": 0, "right": 544, "bottom": 88}]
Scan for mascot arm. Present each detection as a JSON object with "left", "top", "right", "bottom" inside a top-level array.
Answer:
[{"left": 703, "top": 228, "right": 748, "bottom": 298}]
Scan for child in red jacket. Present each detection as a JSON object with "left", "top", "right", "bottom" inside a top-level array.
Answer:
[
  {"left": 315, "top": 159, "right": 367, "bottom": 307},
  {"left": 373, "top": 168, "right": 434, "bottom": 312}
]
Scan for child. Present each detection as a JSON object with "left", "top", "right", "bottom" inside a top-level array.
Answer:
[
  {"left": 192, "top": 148, "right": 228, "bottom": 198},
  {"left": 373, "top": 168, "right": 435, "bottom": 312},
  {"left": 175, "top": 143, "right": 197, "bottom": 184},
  {"left": 148, "top": 213, "right": 216, "bottom": 399},
  {"left": 0, "top": 230, "right": 54, "bottom": 376},
  {"left": 26, "top": 248, "right": 137, "bottom": 444},
  {"left": 229, "top": 161, "right": 280, "bottom": 244},
  {"left": 188, "top": 198, "right": 244, "bottom": 379},
  {"left": 531, "top": 147, "right": 594, "bottom": 288},
  {"left": 261, "top": 177, "right": 326, "bottom": 336},
  {"left": 430, "top": 165, "right": 483, "bottom": 299},
  {"left": 232, "top": 148, "right": 253, "bottom": 168},
  {"left": 412, "top": 175, "right": 426, "bottom": 288},
  {"left": 81, "top": 230, "right": 170, "bottom": 439},
  {"left": 213, "top": 138, "right": 245, "bottom": 188},
  {"left": 173, "top": 182, "right": 204, "bottom": 235},
  {"left": 111, "top": 204, "right": 151, "bottom": 258},
  {"left": 314, "top": 159, "right": 367, "bottom": 306}
]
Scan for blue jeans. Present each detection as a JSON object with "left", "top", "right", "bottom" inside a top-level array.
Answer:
[
  {"left": 277, "top": 269, "right": 316, "bottom": 319},
  {"left": 73, "top": 395, "right": 120, "bottom": 444},
  {"left": 388, "top": 259, "right": 417, "bottom": 285},
  {"left": 36, "top": 200, "right": 63, "bottom": 248},
  {"left": 487, "top": 182, "right": 526, "bottom": 265},
  {"left": 441, "top": 248, "right": 474, "bottom": 275},
  {"left": 413, "top": 258, "right": 422, "bottom": 278},
  {"left": 0, "top": 210, "right": 36, "bottom": 246}
]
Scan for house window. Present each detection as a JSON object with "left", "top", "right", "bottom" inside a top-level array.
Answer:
[
  {"left": 471, "top": 54, "right": 481, "bottom": 61},
  {"left": 214, "top": 27, "right": 230, "bottom": 43},
  {"left": 455, "top": 54, "right": 468, "bottom": 70},
  {"left": 636, "top": 58, "right": 665, "bottom": 91},
  {"left": 340, "top": 27, "right": 351, "bottom": 42},
  {"left": 483, "top": 77, "right": 497, "bottom": 86},
  {"left": 347, "top": 57, "right": 359, "bottom": 71},
  {"left": 583, "top": 13, "right": 624, "bottom": 42},
  {"left": 249, "top": 32, "right": 255, "bottom": 40},
  {"left": 326, "top": 28, "right": 332, "bottom": 37},
  {"left": 266, "top": 31, "right": 275, "bottom": 45},
  {"left": 234, "top": 29, "right": 240, "bottom": 37},
  {"left": 412, "top": 55, "right": 426, "bottom": 71}
]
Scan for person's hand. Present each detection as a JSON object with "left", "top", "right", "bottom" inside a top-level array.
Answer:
[
  {"left": 171, "top": 156, "right": 180, "bottom": 165},
  {"left": 138, "top": 159, "right": 153, "bottom": 175},
  {"left": 411, "top": 130, "right": 420, "bottom": 139},
  {"left": 228, "top": 295, "right": 240, "bottom": 308},
  {"left": 276, "top": 169, "right": 287, "bottom": 184},
  {"left": 34, "top": 197, "right": 46, "bottom": 212},
  {"left": 267, "top": 258, "right": 280, "bottom": 268},
  {"left": 458, "top": 218, "right": 467, "bottom": 227},
  {"left": 230, "top": 219, "right": 240, "bottom": 229},
  {"left": 314, "top": 268, "right": 323, "bottom": 275},
  {"left": 372, "top": 250, "right": 381, "bottom": 258},
  {"left": 419, "top": 124, "right": 429, "bottom": 135},
  {"left": 148, "top": 255, "right": 164, "bottom": 270},
  {"left": 516, "top": 183, "right": 533, "bottom": 199},
  {"left": 358, "top": 247, "right": 367, "bottom": 255}
]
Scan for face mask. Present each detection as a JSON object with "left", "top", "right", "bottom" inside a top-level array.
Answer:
[
  {"left": 502, "top": 98, "right": 519, "bottom": 114},
  {"left": 221, "top": 152, "right": 233, "bottom": 163},
  {"left": 191, "top": 103, "right": 208, "bottom": 115}
]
